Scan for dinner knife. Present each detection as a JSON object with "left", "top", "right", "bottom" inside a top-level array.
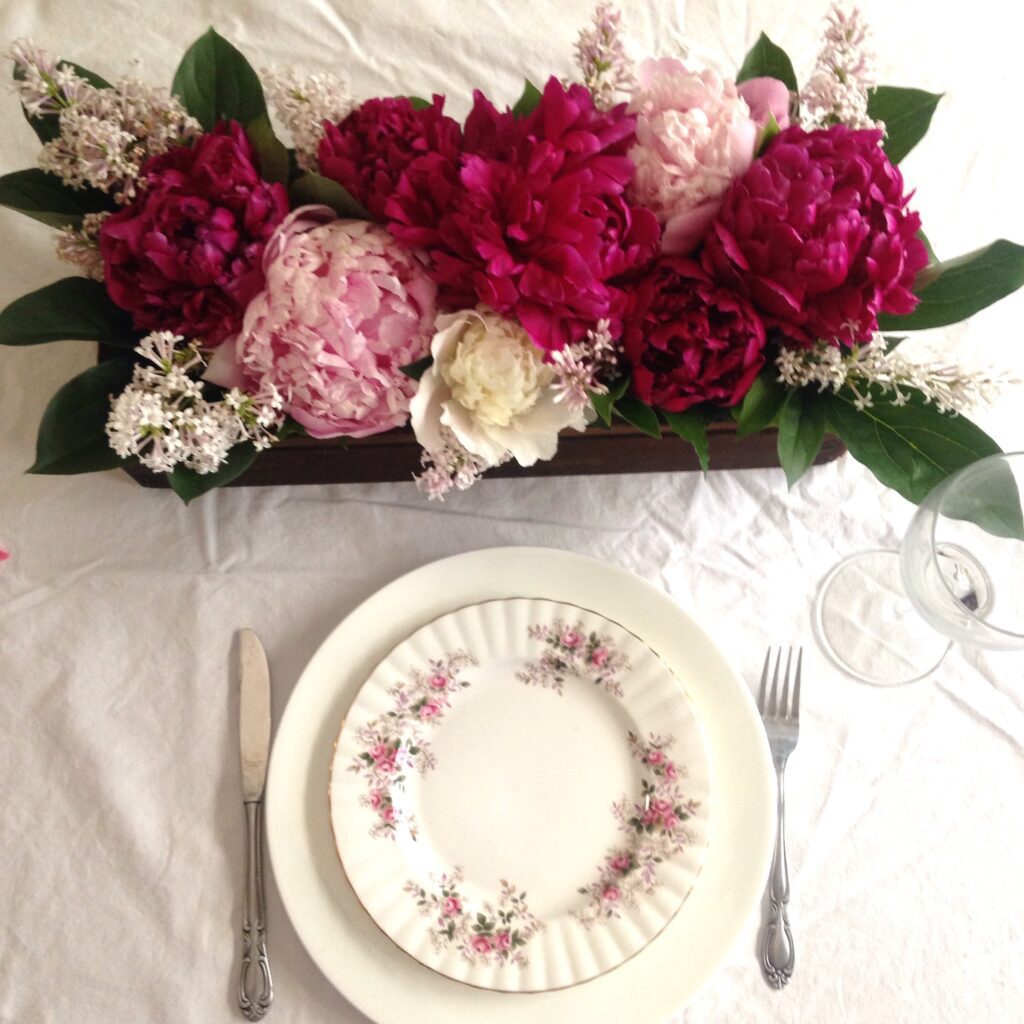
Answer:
[{"left": 238, "top": 629, "right": 273, "bottom": 1020}]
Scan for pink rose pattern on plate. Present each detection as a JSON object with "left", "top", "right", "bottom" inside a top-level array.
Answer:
[
  {"left": 348, "top": 649, "right": 477, "bottom": 840},
  {"left": 514, "top": 618, "right": 629, "bottom": 697},
  {"left": 573, "top": 731, "right": 702, "bottom": 928},
  {"left": 403, "top": 868, "right": 543, "bottom": 967}
]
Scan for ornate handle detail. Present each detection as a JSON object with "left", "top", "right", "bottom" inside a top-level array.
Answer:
[
  {"left": 239, "top": 801, "right": 273, "bottom": 1020},
  {"left": 760, "top": 764, "right": 794, "bottom": 989}
]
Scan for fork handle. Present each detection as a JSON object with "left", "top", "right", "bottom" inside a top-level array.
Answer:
[
  {"left": 239, "top": 801, "right": 273, "bottom": 1020},
  {"left": 761, "top": 764, "right": 794, "bottom": 988}
]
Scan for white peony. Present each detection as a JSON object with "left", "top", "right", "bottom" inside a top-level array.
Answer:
[{"left": 411, "top": 308, "right": 589, "bottom": 468}]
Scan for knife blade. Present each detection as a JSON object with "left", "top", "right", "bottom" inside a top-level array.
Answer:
[{"left": 239, "top": 628, "right": 271, "bottom": 802}]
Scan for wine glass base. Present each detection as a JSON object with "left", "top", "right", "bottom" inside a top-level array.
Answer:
[{"left": 814, "top": 549, "right": 953, "bottom": 687}]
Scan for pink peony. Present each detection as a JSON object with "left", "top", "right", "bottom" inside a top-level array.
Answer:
[
  {"left": 319, "top": 96, "right": 463, "bottom": 221},
  {"left": 622, "top": 257, "right": 766, "bottom": 411},
  {"left": 100, "top": 122, "right": 288, "bottom": 345},
  {"left": 471, "top": 934, "right": 493, "bottom": 953},
  {"left": 387, "top": 76, "right": 660, "bottom": 351},
  {"left": 206, "top": 206, "right": 436, "bottom": 437},
  {"left": 737, "top": 77, "right": 792, "bottom": 131},
  {"left": 627, "top": 59, "right": 758, "bottom": 256},
  {"left": 590, "top": 647, "right": 610, "bottom": 667},
  {"left": 441, "top": 897, "right": 462, "bottom": 916},
  {"left": 702, "top": 124, "right": 928, "bottom": 346}
]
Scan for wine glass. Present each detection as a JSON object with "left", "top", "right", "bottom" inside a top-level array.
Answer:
[{"left": 814, "top": 451, "right": 1024, "bottom": 686}]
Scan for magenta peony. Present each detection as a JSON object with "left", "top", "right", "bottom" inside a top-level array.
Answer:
[
  {"left": 386, "top": 76, "right": 660, "bottom": 351},
  {"left": 622, "top": 257, "right": 766, "bottom": 411},
  {"left": 702, "top": 124, "right": 928, "bottom": 346},
  {"left": 318, "top": 95, "right": 463, "bottom": 221},
  {"left": 205, "top": 206, "right": 437, "bottom": 438},
  {"left": 627, "top": 58, "right": 758, "bottom": 256},
  {"left": 99, "top": 122, "right": 288, "bottom": 345}
]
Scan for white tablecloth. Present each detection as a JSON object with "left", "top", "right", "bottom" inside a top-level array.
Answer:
[{"left": 2, "top": 1, "right": 1024, "bottom": 1021}]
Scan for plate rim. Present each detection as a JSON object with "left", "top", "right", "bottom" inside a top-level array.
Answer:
[
  {"left": 329, "top": 595, "right": 714, "bottom": 993},
  {"left": 266, "top": 546, "right": 774, "bottom": 1024}
]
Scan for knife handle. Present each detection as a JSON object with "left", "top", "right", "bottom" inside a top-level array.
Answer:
[{"left": 239, "top": 801, "right": 273, "bottom": 1021}]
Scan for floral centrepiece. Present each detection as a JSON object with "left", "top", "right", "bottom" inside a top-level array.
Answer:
[
  {"left": 2, "top": 5, "right": 1022, "bottom": 510},
  {"left": 208, "top": 206, "right": 437, "bottom": 438}
]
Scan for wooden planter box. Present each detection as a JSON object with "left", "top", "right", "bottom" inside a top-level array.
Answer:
[{"left": 122, "top": 418, "right": 846, "bottom": 489}]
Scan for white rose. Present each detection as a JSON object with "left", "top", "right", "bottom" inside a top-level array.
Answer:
[{"left": 411, "top": 308, "right": 589, "bottom": 468}]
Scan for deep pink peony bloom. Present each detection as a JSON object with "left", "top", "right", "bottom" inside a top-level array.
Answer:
[
  {"left": 99, "top": 122, "right": 288, "bottom": 345},
  {"left": 386, "top": 76, "right": 660, "bottom": 351},
  {"left": 623, "top": 257, "right": 766, "bottom": 411},
  {"left": 702, "top": 124, "right": 928, "bottom": 346},
  {"left": 206, "top": 206, "right": 436, "bottom": 439},
  {"left": 318, "top": 96, "right": 463, "bottom": 221}
]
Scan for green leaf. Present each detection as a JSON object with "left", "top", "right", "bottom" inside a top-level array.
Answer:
[
  {"left": 14, "top": 60, "right": 112, "bottom": 144},
  {"left": 512, "top": 80, "right": 542, "bottom": 118},
  {"left": 776, "top": 389, "right": 827, "bottom": 488},
  {"left": 171, "top": 28, "right": 267, "bottom": 131},
  {"left": 866, "top": 86, "right": 942, "bottom": 165},
  {"left": 615, "top": 397, "right": 661, "bottom": 439},
  {"left": 28, "top": 358, "right": 135, "bottom": 474},
  {"left": 918, "top": 229, "right": 937, "bottom": 265},
  {"left": 0, "top": 168, "right": 113, "bottom": 228},
  {"left": 662, "top": 409, "right": 710, "bottom": 470},
  {"left": 288, "top": 173, "right": 372, "bottom": 219},
  {"left": 0, "top": 278, "right": 135, "bottom": 347},
  {"left": 736, "top": 371, "right": 787, "bottom": 437},
  {"left": 823, "top": 386, "right": 1002, "bottom": 505},
  {"left": 590, "top": 377, "right": 629, "bottom": 427},
  {"left": 736, "top": 33, "right": 798, "bottom": 92},
  {"left": 940, "top": 458, "right": 1024, "bottom": 541},
  {"left": 407, "top": 95, "right": 432, "bottom": 110},
  {"left": 169, "top": 442, "right": 258, "bottom": 503},
  {"left": 878, "top": 240, "right": 1024, "bottom": 332},
  {"left": 400, "top": 355, "right": 433, "bottom": 381},
  {"left": 244, "top": 114, "right": 289, "bottom": 185},
  {"left": 756, "top": 112, "right": 781, "bottom": 155}
]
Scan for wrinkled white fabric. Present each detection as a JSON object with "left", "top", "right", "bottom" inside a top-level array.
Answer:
[{"left": 1, "top": 1, "right": 1023, "bottom": 1022}]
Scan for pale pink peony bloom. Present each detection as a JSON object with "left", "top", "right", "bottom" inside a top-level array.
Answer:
[
  {"left": 737, "top": 77, "right": 792, "bottom": 131},
  {"left": 441, "top": 897, "right": 462, "bottom": 916},
  {"left": 207, "top": 205, "right": 436, "bottom": 438},
  {"left": 628, "top": 58, "right": 758, "bottom": 255}
]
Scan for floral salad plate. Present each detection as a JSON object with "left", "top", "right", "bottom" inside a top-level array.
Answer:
[{"left": 329, "top": 597, "right": 711, "bottom": 992}]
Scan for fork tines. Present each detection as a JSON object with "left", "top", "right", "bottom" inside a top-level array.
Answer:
[{"left": 757, "top": 647, "right": 802, "bottom": 721}]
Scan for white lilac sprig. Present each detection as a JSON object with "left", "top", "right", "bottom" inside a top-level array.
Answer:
[
  {"left": 415, "top": 426, "right": 507, "bottom": 501},
  {"left": 776, "top": 336, "right": 1019, "bottom": 414},
  {"left": 548, "top": 318, "right": 620, "bottom": 414},
  {"left": 9, "top": 40, "right": 200, "bottom": 203},
  {"left": 799, "top": 5, "right": 881, "bottom": 131},
  {"left": 575, "top": 3, "right": 634, "bottom": 111},
  {"left": 54, "top": 210, "right": 109, "bottom": 280},
  {"left": 106, "top": 331, "right": 285, "bottom": 475},
  {"left": 262, "top": 66, "right": 353, "bottom": 171}
]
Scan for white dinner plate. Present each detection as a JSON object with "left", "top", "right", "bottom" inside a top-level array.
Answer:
[
  {"left": 266, "top": 547, "right": 774, "bottom": 1024},
  {"left": 329, "top": 598, "right": 711, "bottom": 992}
]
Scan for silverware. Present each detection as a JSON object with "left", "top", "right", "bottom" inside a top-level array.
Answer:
[
  {"left": 238, "top": 629, "right": 273, "bottom": 1020},
  {"left": 757, "top": 647, "right": 802, "bottom": 990}
]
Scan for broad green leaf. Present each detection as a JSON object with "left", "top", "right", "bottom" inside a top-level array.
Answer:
[
  {"left": 407, "top": 95, "right": 432, "bottom": 110},
  {"left": 289, "top": 173, "right": 372, "bottom": 219},
  {"left": 244, "top": 114, "right": 289, "bottom": 185},
  {"left": 867, "top": 86, "right": 942, "bottom": 165},
  {"left": 0, "top": 278, "right": 135, "bottom": 347},
  {"left": 590, "top": 377, "right": 629, "bottom": 427},
  {"left": 662, "top": 409, "right": 710, "bottom": 470},
  {"left": 776, "top": 389, "right": 826, "bottom": 488},
  {"left": 171, "top": 28, "right": 267, "bottom": 131},
  {"left": 736, "top": 370, "right": 787, "bottom": 437},
  {"left": 615, "top": 397, "right": 661, "bottom": 439},
  {"left": 736, "top": 33, "right": 798, "bottom": 93},
  {"left": 823, "top": 386, "right": 1002, "bottom": 505},
  {"left": 400, "top": 355, "right": 433, "bottom": 381},
  {"left": 28, "top": 358, "right": 135, "bottom": 474},
  {"left": 878, "top": 240, "right": 1024, "bottom": 332},
  {"left": 512, "top": 80, "right": 542, "bottom": 118},
  {"left": 14, "top": 60, "right": 112, "bottom": 144},
  {"left": 170, "top": 442, "right": 258, "bottom": 503},
  {"left": 0, "top": 168, "right": 112, "bottom": 228},
  {"left": 755, "top": 112, "right": 781, "bottom": 155}
]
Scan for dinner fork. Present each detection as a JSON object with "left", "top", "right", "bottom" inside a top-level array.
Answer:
[{"left": 757, "top": 647, "right": 801, "bottom": 989}]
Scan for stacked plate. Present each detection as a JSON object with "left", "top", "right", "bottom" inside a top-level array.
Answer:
[{"left": 267, "top": 548, "right": 774, "bottom": 1023}]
